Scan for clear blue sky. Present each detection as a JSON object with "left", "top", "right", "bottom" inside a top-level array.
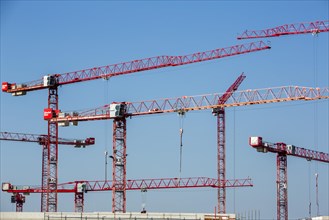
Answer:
[{"left": 1, "top": 1, "right": 328, "bottom": 219}]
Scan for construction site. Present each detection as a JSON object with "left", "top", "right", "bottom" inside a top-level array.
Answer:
[{"left": 0, "top": 2, "right": 329, "bottom": 220}]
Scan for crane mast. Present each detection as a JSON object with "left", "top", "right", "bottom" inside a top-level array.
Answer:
[
  {"left": 237, "top": 20, "right": 329, "bottom": 39},
  {"left": 249, "top": 136, "right": 329, "bottom": 220}
]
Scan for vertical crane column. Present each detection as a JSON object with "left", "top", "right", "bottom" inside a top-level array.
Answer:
[
  {"left": 217, "top": 108, "right": 226, "bottom": 213},
  {"left": 112, "top": 118, "right": 127, "bottom": 213},
  {"left": 276, "top": 147, "right": 288, "bottom": 220},
  {"left": 47, "top": 86, "right": 59, "bottom": 212},
  {"left": 75, "top": 182, "right": 86, "bottom": 212},
  {"left": 12, "top": 193, "right": 25, "bottom": 212},
  {"left": 212, "top": 73, "right": 246, "bottom": 213},
  {"left": 16, "top": 200, "right": 23, "bottom": 212},
  {"left": 75, "top": 192, "right": 84, "bottom": 212},
  {"left": 41, "top": 143, "right": 48, "bottom": 212}
]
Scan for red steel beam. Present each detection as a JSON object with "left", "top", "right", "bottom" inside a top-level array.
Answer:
[
  {"left": 237, "top": 20, "right": 329, "bottom": 39},
  {"left": 3, "top": 177, "right": 252, "bottom": 212},
  {"left": 249, "top": 137, "right": 329, "bottom": 163},
  {"left": 277, "top": 153, "right": 288, "bottom": 220},
  {"left": 2, "top": 41, "right": 270, "bottom": 94},
  {"left": 0, "top": 131, "right": 95, "bottom": 146},
  {"left": 2, "top": 177, "right": 253, "bottom": 194},
  {"left": 112, "top": 118, "right": 127, "bottom": 213}
]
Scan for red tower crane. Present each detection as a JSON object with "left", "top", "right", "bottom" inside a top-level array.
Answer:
[
  {"left": 212, "top": 73, "right": 246, "bottom": 213},
  {"left": 1, "top": 41, "right": 270, "bottom": 212},
  {"left": 2, "top": 177, "right": 253, "bottom": 213},
  {"left": 0, "top": 131, "right": 95, "bottom": 212},
  {"left": 0, "top": 131, "right": 95, "bottom": 146},
  {"left": 237, "top": 20, "right": 329, "bottom": 39},
  {"left": 45, "top": 73, "right": 246, "bottom": 213},
  {"left": 249, "top": 136, "right": 329, "bottom": 220},
  {"left": 48, "top": 85, "right": 328, "bottom": 213}
]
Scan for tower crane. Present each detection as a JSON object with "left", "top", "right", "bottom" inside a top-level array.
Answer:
[
  {"left": 47, "top": 73, "right": 246, "bottom": 213},
  {"left": 212, "top": 73, "right": 245, "bottom": 213},
  {"left": 0, "top": 131, "right": 95, "bottom": 212},
  {"left": 249, "top": 136, "right": 329, "bottom": 220},
  {"left": 48, "top": 84, "right": 328, "bottom": 213},
  {"left": 2, "top": 177, "right": 253, "bottom": 213},
  {"left": 0, "top": 131, "right": 95, "bottom": 146},
  {"left": 237, "top": 20, "right": 329, "bottom": 39},
  {"left": 1, "top": 41, "right": 270, "bottom": 212}
]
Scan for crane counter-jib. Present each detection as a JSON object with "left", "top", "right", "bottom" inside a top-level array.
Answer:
[{"left": 1, "top": 41, "right": 270, "bottom": 94}]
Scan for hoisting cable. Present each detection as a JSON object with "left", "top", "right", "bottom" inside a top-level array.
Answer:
[
  {"left": 178, "top": 110, "right": 186, "bottom": 180},
  {"left": 233, "top": 107, "right": 236, "bottom": 213},
  {"left": 315, "top": 173, "right": 319, "bottom": 216},
  {"left": 103, "top": 77, "right": 111, "bottom": 181},
  {"left": 313, "top": 31, "right": 319, "bottom": 174},
  {"left": 141, "top": 187, "right": 147, "bottom": 213},
  {"left": 308, "top": 159, "right": 312, "bottom": 218},
  {"left": 312, "top": 31, "right": 319, "bottom": 216}
]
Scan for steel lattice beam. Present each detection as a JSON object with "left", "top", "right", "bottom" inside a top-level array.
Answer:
[
  {"left": 3, "top": 177, "right": 253, "bottom": 193},
  {"left": 46, "top": 87, "right": 59, "bottom": 212},
  {"left": 0, "top": 131, "right": 94, "bottom": 145},
  {"left": 53, "top": 86, "right": 329, "bottom": 123},
  {"left": 41, "top": 144, "right": 48, "bottom": 212},
  {"left": 277, "top": 153, "right": 288, "bottom": 220},
  {"left": 237, "top": 20, "right": 329, "bottom": 39},
  {"left": 2, "top": 42, "right": 270, "bottom": 94},
  {"left": 74, "top": 192, "right": 84, "bottom": 212},
  {"left": 2, "top": 177, "right": 253, "bottom": 212},
  {"left": 112, "top": 118, "right": 127, "bottom": 213},
  {"left": 217, "top": 109, "right": 226, "bottom": 213}
]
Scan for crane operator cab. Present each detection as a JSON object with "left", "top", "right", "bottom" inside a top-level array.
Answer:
[{"left": 110, "top": 103, "right": 126, "bottom": 118}]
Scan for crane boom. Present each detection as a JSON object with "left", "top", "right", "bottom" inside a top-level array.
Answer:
[
  {"left": 49, "top": 86, "right": 329, "bottom": 123},
  {"left": 2, "top": 177, "right": 252, "bottom": 213},
  {"left": 249, "top": 137, "right": 329, "bottom": 163},
  {"left": 237, "top": 20, "right": 329, "bottom": 40},
  {"left": 2, "top": 177, "right": 253, "bottom": 194},
  {"left": 1, "top": 41, "right": 270, "bottom": 94},
  {"left": 0, "top": 131, "right": 95, "bottom": 146},
  {"left": 218, "top": 73, "right": 246, "bottom": 105}
]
